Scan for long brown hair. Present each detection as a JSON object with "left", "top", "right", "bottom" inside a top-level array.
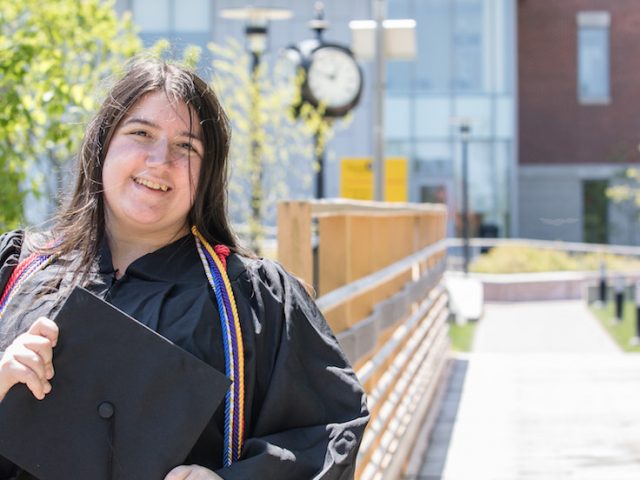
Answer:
[{"left": 44, "top": 57, "right": 244, "bottom": 280}]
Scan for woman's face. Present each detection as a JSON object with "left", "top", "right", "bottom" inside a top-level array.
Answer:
[{"left": 102, "top": 91, "right": 203, "bottom": 241}]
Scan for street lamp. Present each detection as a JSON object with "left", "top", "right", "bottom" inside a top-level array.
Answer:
[
  {"left": 219, "top": 6, "right": 292, "bottom": 252},
  {"left": 305, "top": 2, "right": 331, "bottom": 200},
  {"left": 220, "top": 7, "right": 292, "bottom": 71},
  {"left": 456, "top": 120, "right": 472, "bottom": 275}
]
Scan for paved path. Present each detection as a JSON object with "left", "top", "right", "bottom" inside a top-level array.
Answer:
[{"left": 413, "top": 301, "right": 640, "bottom": 480}]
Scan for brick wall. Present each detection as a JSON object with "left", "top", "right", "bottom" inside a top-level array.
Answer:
[{"left": 518, "top": 0, "right": 640, "bottom": 165}]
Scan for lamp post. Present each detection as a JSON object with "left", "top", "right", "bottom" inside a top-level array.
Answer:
[
  {"left": 372, "top": 0, "right": 386, "bottom": 202},
  {"left": 220, "top": 7, "right": 293, "bottom": 64},
  {"left": 219, "top": 6, "right": 292, "bottom": 252},
  {"left": 309, "top": 2, "right": 330, "bottom": 200},
  {"left": 285, "top": 2, "right": 363, "bottom": 199},
  {"left": 460, "top": 122, "right": 471, "bottom": 275},
  {"left": 349, "top": 2, "right": 416, "bottom": 201}
]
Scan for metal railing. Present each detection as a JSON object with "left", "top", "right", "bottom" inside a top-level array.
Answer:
[
  {"left": 311, "top": 235, "right": 450, "bottom": 480},
  {"left": 316, "top": 235, "right": 640, "bottom": 478}
]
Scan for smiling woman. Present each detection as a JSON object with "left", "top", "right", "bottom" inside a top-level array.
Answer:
[
  {"left": 0, "top": 58, "right": 369, "bottom": 479},
  {"left": 102, "top": 91, "right": 204, "bottom": 274}
]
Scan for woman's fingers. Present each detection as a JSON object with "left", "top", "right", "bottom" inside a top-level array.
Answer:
[
  {"left": 0, "top": 349, "right": 50, "bottom": 401},
  {"left": 12, "top": 339, "right": 52, "bottom": 381},
  {"left": 0, "top": 317, "right": 58, "bottom": 401},
  {"left": 28, "top": 317, "right": 59, "bottom": 348},
  {"left": 164, "top": 465, "right": 222, "bottom": 480},
  {"left": 164, "top": 466, "right": 190, "bottom": 480},
  {"left": 26, "top": 318, "right": 57, "bottom": 379},
  {"left": 4, "top": 357, "right": 51, "bottom": 400},
  {"left": 20, "top": 333, "right": 55, "bottom": 379}
]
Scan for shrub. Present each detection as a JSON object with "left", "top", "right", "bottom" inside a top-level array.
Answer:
[{"left": 470, "top": 245, "right": 640, "bottom": 274}]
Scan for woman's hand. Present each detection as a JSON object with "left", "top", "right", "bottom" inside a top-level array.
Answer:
[
  {"left": 0, "top": 317, "right": 59, "bottom": 402},
  {"left": 164, "top": 465, "right": 223, "bottom": 480}
]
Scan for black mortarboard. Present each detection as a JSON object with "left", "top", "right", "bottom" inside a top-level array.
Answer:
[{"left": 0, "top": 287, "right": 230, "bottom": 480}]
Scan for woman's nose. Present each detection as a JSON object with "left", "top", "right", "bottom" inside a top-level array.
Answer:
[{"left": 145, "top": 139, "right": 171, "bottom": 166}]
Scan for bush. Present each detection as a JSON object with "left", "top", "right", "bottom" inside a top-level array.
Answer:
[{"left": 470, "top": 245, "right": 640, "bottom": 274}]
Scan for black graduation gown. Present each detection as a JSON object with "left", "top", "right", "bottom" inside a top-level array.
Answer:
[{"left": 0, "top": 230, "right": 369, "bottom": 479}]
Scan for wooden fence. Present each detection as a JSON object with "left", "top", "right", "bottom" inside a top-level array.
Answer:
[{"left": 277, "top": 199, "right": 451, "bottom": 479}]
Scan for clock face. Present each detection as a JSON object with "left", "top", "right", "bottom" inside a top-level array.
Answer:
[{"left": 307, "top": 46, "right": 362, "bottom": 110}]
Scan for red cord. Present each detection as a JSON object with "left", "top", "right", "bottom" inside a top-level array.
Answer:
[{"left": 213, "top": 244, "right": 230, "bottom": 269}]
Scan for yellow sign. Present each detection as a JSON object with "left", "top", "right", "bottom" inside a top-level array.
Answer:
[
  {"left": 385, "top": 157, "right": 408, "bottom": 202},
  {"left": 340, "top": 157, "right": 408, "bottom": 202}
]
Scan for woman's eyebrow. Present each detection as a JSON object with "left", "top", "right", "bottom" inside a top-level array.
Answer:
[
  {"left": 180, "top": 130, "right": 204, "bottom": 142},
  {"left": 122, "top": 117, "right": 158, "bottom": 128}
]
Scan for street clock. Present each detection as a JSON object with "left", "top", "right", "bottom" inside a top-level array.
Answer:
[
  {"left": 287, "top": 40, "right": 363, "bottom": 118},
  {"left": 284, "top": 2, "right": 364, "bottom": 119}
]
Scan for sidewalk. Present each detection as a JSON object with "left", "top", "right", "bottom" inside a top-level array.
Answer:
[{"left": 414, "top": 300, "right": 640, "bottom": 480}]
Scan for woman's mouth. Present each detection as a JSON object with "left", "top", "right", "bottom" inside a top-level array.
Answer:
[{"left": 133, "top": 177, "right": 170, "bottom": 192}]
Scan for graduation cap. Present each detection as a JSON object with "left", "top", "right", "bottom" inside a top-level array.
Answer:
[{"left": 0, "top": 287, "right": 230, "bottom": 480}]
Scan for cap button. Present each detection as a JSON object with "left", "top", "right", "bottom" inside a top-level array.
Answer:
[{"left": 98, "top": 401, "right": 115, "bottom": 419}]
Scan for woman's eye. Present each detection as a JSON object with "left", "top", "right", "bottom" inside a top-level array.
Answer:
[
  {"left": 179, "top": 142, "right": 201, "bottom": 155},
  {"left": 131, "top": 130, "right": 149, "bottom": 137}
]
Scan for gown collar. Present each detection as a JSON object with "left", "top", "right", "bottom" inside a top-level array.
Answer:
[{"left": 97, "top": 234, "right": 198, "bottom": 282}]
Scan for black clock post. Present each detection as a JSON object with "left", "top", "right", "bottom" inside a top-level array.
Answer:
[{"left": 286, "top": 2, "right": 364, "bottom": 199}]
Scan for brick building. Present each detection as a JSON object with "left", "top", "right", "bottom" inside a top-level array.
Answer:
[{"left": 518, "top": 0, "right": 640, "bottom": 244}]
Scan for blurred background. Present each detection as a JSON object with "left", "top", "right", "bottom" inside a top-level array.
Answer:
[{"left": 10, "top": 0, "right": 640, "bottom": 249}]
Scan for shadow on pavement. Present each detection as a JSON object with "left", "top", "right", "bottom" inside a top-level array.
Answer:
[{"left": 404, "top": 357, "right": 469, "bottom": 480}]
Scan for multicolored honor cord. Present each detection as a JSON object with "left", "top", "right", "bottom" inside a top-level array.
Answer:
[
  {"left": 192, "top": 226, "right": 245, "bottom": 467},
  {"left": 0, "top": 230, "right": 246, "bottom": 467},
  {"left": 0, "top": 251, "right": 56, "bottom": 321}
]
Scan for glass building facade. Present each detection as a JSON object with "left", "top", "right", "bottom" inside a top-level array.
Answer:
[
  {"left": 385, "top": 0, "right": 516, "bottom": 237},
  {"left": 114, "top": 0, "right": 517, "bottom": 238}
]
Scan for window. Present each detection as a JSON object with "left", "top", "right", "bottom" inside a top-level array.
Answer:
[
  {"left": 132, "top": 0, "right": 169, "bottom": 31},
  {"left": 577, "top": 11, "right": 610, "bottom": 104},
  {"left": 452, "top": 0, "right": 484, "bottom": 92},
  {"left": 174, "top": 0, "right": 209, "bottom": 32},
  {"left": 131, "top": 0, "right": 209, "bottom": 32},
  {"left": 583, "top": 180, "right": 608, "bottom": 243},
  {"left": 414, "top": 0, "right": 451, "bottom": 92}
]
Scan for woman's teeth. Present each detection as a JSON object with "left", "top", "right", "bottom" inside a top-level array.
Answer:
[{"left": 134, "top": 177, "right": 169, "bottom": 192}]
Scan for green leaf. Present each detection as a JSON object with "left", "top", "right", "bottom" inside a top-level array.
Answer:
[{"left": 0, "top": 0, "right": 143, "bottom": 226}]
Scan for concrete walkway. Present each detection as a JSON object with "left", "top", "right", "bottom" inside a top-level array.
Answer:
[{"left": 413, "top": 301, "right": 640, "bottom": 480}]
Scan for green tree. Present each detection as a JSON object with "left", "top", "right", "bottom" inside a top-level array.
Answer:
[
  {"left": 209, "top": 40, "right": 344, "bottom": 253},
  {"left": 606, "top": 167, "right": 640, "bottom": 243},
  {"left": 0, "top": 0, "right": 141, "bottom": 230},
  {"left": 607, "top": 168, "right": 640, "bottom": 208}
]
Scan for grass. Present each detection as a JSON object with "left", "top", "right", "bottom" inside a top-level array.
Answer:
[
  {"left": 590, "top": 300, "right": 640, "bottom": 352},
  {"left": 448, "top": 319, "right": 478, "bottom": 352}
]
